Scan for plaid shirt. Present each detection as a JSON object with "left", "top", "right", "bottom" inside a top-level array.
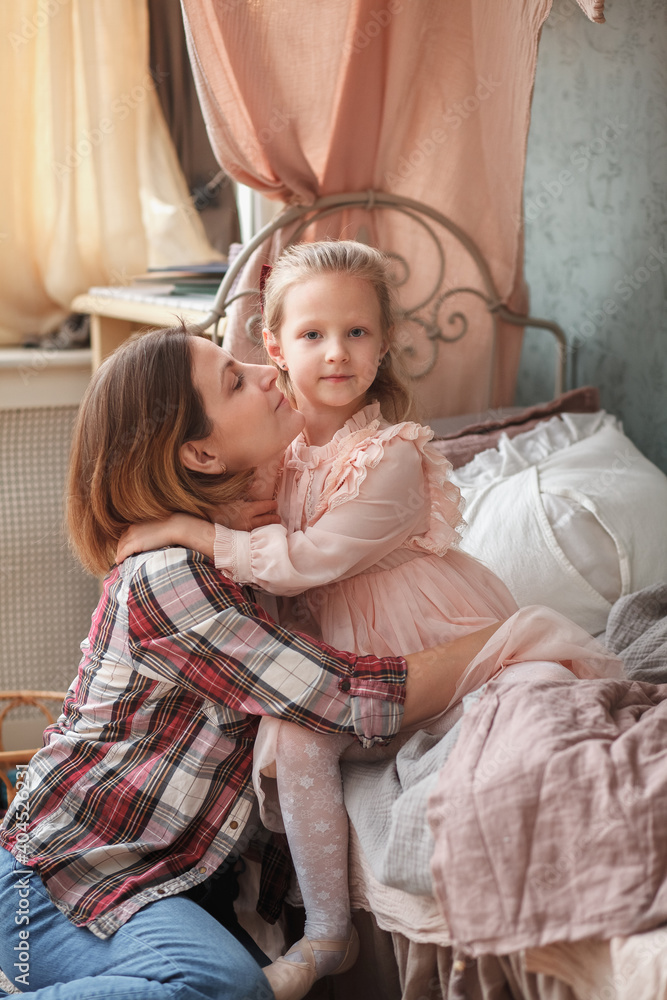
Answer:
[{"left": 0, "top": 548, "right": 406, "bottom": 939}]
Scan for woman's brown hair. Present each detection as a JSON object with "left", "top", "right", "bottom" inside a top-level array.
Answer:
[
  {"left": 262, "top": 240, "right": 414, "bottom": 422},
  {"left": 67, "top": 325, "right": 254, "bottom": 576}
]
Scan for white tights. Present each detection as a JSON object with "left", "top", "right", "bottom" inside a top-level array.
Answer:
[
  {"left": 494, "top": 659, "right": 575, "bottom": 685},
  {"left": 273, "top": 659, "right": 574, "bottom": 970},
  {"left": 274, "top": 724, "right": 354, "bottom": 972}
]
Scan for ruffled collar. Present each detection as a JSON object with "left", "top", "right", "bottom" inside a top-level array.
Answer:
[{"left": 288, "top": 402, "right": 383, "bottom": 467}]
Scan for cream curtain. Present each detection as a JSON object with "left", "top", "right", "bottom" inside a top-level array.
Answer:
[
  {"left": 0, "top": 0, "right": 218, "bottom": 345},
  {"left": 182, "top": 0, "right": 605, "bottom": 418}
]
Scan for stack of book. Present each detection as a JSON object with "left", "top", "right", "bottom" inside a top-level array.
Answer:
[{"left": 132, "top": 262, "right": 228, "bottom": 297}]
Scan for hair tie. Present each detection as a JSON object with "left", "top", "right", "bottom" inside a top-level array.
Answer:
[{"left": 259, "top": 264, "right": 273, "bottom": 315}]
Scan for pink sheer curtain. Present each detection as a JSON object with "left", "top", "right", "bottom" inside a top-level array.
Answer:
[{"left": 182, "top": 0, "right": 605, "bottom": 418}]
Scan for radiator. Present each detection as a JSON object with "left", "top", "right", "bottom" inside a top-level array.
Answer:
[{"left": 0, "top": 406, "right": 99, "bottom": 739}]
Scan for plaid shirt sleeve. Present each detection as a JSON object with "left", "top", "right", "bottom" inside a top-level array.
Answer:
[{"left": 128, "top": 547, "right": 407, "bottom": 744}]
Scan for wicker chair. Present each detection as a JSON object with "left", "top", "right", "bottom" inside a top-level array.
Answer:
[{"left": 0, "top": 690, "right": 67, "bottom": 806}]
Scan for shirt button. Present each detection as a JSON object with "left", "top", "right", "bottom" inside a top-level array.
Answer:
[
  {"left": 229, "top": 820, "right": 239, "bottom": 830},
  {"left": 157, "top": 888, "right": 166, "bottom": 895},
  {"left": 340, "top": 679, "right": 351, "bottom": 692},
  {"left": 198, "top": 866, "right": 207, "bottom": 874}
]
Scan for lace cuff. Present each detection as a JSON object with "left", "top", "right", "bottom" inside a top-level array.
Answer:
[{"left": 213, "top": 524, "right": 252, "bottom": 583}]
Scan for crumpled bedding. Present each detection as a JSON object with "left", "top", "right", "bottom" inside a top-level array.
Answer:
[
  {"left": 343, "top": 713, "right": 466, "bottom": 899},
  {"left": 343, "top": 584, "right": 667, "bottom": 951},
  {"left": 428, "top": 675, "right": 667, "bottom": 956},
  {"left": 604, "top": 581, "right": 667, "bottom": 683}
]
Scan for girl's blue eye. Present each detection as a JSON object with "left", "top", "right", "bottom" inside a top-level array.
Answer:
[
  {"left": 349, "top": 328, "right": 365, "bottom": 338},
  {"left": 304, "top": 331, "right": 320, "bottom": 340}
]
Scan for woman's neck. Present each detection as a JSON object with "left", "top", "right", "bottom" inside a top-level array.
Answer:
[{"left": 249, "top": 455, "right": 284, "bottom": 500}]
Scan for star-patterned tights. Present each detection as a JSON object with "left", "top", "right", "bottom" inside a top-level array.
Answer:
[{"left": 274, "top": 721, "right": 356, "bottom": 976}]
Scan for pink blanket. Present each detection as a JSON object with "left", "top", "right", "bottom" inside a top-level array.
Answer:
[{"left": 428, "top": 678, "right": 667, "bottom": 957}]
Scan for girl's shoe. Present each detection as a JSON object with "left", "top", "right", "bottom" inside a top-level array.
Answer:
[{"left": 262, "top": 926, "right": 360, "bottom": 1000}]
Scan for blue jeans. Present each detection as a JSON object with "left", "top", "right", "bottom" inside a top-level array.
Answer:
[{"left": 0, "top": 848, "right": 274, "bottom": 999}]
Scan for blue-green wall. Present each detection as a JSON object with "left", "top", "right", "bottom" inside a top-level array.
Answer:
[{"left": 517, "top": 0, "right": 667, "bottom": 474}]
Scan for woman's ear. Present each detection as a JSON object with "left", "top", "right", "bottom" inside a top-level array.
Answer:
[
  {"left": 263, "top": 329, "right": 286, "bottom": 369},
  {"left": 180, "top": 440, "right": 223, "bottom": 475}
]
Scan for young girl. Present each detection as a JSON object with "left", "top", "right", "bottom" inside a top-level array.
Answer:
[{"left": 118, "top": 241, "right": 622, "bottom": 1000}]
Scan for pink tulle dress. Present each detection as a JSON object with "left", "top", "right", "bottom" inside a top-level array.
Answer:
[{"left": 212, "top": 403, "right": 623, "bottom": 809}]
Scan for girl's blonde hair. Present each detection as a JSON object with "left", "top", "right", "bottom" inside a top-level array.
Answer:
[
  {"left": 67, "top": 325, "right": 254, "bottom": 577},
  {"left": 262, "top": 240, "right": 413, "bottom": 422}
]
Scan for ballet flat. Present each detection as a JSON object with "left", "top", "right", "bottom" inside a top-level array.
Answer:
[{"left": 262, "top": 926, "right": 360, "bottom": 1000}]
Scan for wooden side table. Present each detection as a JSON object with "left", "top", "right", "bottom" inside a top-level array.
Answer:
[{"left": 71, "top": 287, "right": 222, "bottom": 370}]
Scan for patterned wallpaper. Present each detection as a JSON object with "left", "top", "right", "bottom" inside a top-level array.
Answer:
[{"left": 517, "top": 0, "right": 667, "bottom": 474}]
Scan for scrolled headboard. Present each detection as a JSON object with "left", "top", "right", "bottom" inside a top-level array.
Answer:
[{"left": 196, "top": 190, "right": 566, "bottom": 398}]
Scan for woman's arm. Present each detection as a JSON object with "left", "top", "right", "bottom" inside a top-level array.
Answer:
[
  {"left": 128, "top": 547, "right": 407, "bottom": 744},
  {"left": 401, "top": 622, "right": 503, "bottom": 728},
  {"left": 128, "top": 547, "right": 502, "bottom": 744},
  {"left": 215, "top": 437, "right": 433, "bottom": 596}
]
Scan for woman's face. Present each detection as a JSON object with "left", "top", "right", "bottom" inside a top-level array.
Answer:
[{"left": 185, "top": 337, "right": 304, "bottom": 474}]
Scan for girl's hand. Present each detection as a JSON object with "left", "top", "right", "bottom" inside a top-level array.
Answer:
[
  {"left": 115, "top": 503, "right": 280, "bottom": 564},
  {"left": 116, "top": 513, "right": 214, "bottom": 564},
  {"left": 211, "top": 499, "right": 280, "bottom": 531}
]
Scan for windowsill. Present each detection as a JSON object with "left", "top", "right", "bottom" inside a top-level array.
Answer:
[{"left": 0, "top": 347, "right": 92, "bottom": 409}]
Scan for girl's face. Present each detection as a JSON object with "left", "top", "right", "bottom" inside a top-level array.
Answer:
[
  {"left": 265, "top": 273, "right": 388, "bottom": 423},
  {"left": 182, "top": 337, "right": 304, "bottom": 475}
]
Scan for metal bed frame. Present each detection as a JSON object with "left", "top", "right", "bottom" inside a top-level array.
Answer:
[{"left": 194, "top": 190, "right": 567, "bottom": 399}]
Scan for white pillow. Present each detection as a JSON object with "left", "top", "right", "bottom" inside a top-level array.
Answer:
[{"left": 450, "top": 413, "right": 667, "bottom": 635}]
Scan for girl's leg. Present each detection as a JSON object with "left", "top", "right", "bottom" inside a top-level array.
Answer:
[
  {"left": 0, "top": 848, "right": 271, "bottom": 1000},
  {"left": 274, "top": 722, "right": 355, "bottom": 976},
  {"left": 495, "top": 659, "right": 576, "bottom": 684}
]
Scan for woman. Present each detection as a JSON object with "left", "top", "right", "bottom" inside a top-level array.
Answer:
[{"left": 0, "top": 326, "right": 502, "bottom": 1000}]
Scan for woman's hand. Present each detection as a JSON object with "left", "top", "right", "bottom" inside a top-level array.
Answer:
[
  {"left": 116, "top": 513, "right": 214, "bottom": 564},
  {"left": 211, "top": 499, "right": 280, "bottom": 531}
]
